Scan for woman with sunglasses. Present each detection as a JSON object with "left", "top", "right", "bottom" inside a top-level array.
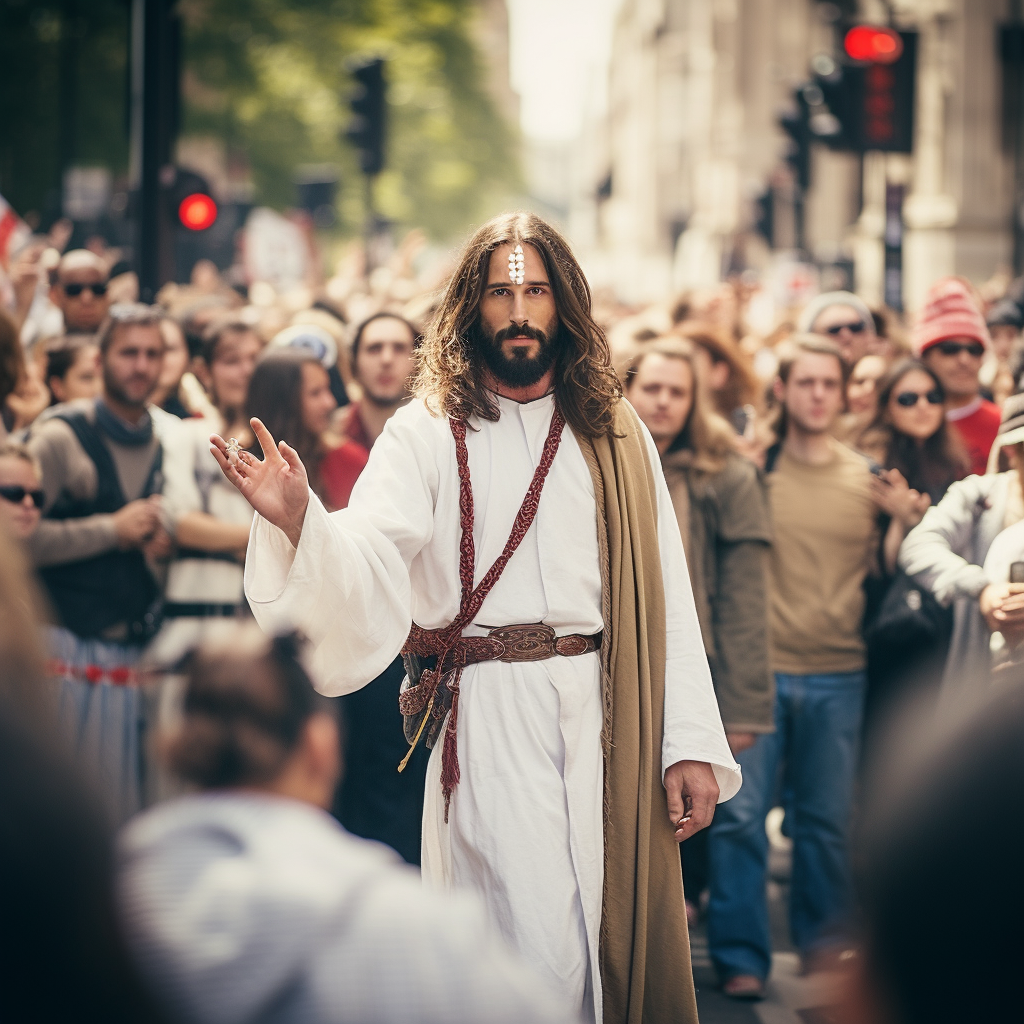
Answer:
[
  {"left": 859, "top": 360, "right": 970, "bottom": 758},
  {"left": 860, "top": 359, "right": 970, "bottom": 552},
  {"left": 0, "top": 442, "right": 44, "bottom": 542}
]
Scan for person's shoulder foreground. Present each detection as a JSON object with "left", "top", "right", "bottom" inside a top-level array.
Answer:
[{"left": 117, "top": 793, "right": 575, "bottom": 1024}]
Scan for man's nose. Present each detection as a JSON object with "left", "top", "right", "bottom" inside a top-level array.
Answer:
[{"left": 510, "top": 290, "right": 528, "bottom": 323}]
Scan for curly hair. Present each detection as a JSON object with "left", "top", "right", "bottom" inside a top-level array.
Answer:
[{"left": 414, "top": 212, "right": 622, "bottom": 438}]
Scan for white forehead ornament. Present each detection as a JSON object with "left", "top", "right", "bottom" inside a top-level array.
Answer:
[{"left": 508, "top": 244, "right": 525, "bottom": 286}]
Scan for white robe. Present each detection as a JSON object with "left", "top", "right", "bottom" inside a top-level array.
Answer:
[{"left": 244, "top": 393, "right": 741, "bottom": 1023}]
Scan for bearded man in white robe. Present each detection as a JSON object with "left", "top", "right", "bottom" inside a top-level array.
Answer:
[{"left": 211, "top": 212, "right": 740, "bottom": 1024}]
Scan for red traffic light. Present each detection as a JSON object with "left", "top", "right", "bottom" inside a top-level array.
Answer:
[
  {"left": 178, "top": 193, "right": 218, "bottom": 231},
  {"left": 845, "top": 26, "right": 903, "bottom": 64}
]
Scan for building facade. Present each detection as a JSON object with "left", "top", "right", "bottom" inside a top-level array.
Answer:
[{"left": 573, "top": 0, "right": 1022, "bottom": 311}]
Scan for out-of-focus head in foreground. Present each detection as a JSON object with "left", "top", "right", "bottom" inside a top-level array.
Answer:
[
  {"left": 854, "top": 678, "right": 1024, "bottom": 1024},
  {"left": 118, "top": 625, "right": 577, "bottom": 1024},
  {"left": 163, "top": 625, "right": 340, "bottom": 808}
]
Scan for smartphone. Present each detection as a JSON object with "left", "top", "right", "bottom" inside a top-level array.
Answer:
[{"left": 1010, "top": 561, "right": 1024, "bottom": 584}]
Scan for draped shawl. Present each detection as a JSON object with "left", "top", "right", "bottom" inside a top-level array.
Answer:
[{"left": 579, "top": 400, "right": 697, "bottom": 1024}]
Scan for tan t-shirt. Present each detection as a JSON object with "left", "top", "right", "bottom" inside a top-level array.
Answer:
[{"left": 768, "top": 439, "right": 876, "bottom": 675}]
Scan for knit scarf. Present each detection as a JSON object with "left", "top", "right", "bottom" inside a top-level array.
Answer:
[
  {"left": 578, "top": 400, "right": 697, "bottom": 1024},
  {"left": 94, "top": 399, "right": 154, "bottom": 446}
]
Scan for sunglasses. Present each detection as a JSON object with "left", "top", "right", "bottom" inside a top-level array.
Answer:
[
  {"left": 823, "top": 320, "right": 866, "bottom": 335},
  {"left": 62, "top": 282, "right": 108, "bottom": 298},
  {"left": 895, "top": 389, "right": 944, "bottom": 408},
  {"left": 934, "top": 339, "right": 985, "bottom": 358},
  {"left": 0, "top": 485, "right": 45, "bottom": 508}
]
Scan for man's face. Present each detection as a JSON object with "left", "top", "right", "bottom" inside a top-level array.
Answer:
[
  {"left": 476, "top": 242, "right": 561, "bottom": 389},
  {"left": 776, "top": 351, "right": 845, "bottom": 435},
  {"left": 103, "top": 324, "right": 165, "bottom": 410},
  {"left": 52, "top": 265, "right": 110, "bottom": 332},
  {"left": 812, "top": 304, "right": 875, "bottom": 365},
  {"left": 922, "top": 336, "right": 985, "bottom": 402},
  {"left": 356, "top": 317, "right": 416, "bottom": 406},
  {"left": 627, "top": 352, "right": 694, "bottom": 449}
]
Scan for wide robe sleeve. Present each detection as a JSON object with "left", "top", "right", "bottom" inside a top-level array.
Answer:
[
  {"left": 243, "top": 407, "right": 441, "bottom": 696},
  {"left": 639, "top": 423, "right": 742, "bottom": 803}
]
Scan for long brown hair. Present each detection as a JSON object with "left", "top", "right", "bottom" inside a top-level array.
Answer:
[
  {"left": 859, "top": 358, "right": 969, "bottom": 500},
  {"left": 623, "top": 338, "right": 736, "bottom": 473},
  {"left": 415, "top": 212, "right": 622, "bottom": 438},
  {"left": 246, "top": 349, "right": 327, "bottom": 496}
]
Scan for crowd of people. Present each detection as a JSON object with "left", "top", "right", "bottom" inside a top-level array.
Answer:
[{"left": 1, "top": 219, "right": 1023, "bottom": 1024}]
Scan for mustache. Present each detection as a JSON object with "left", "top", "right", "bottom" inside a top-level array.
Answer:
[{"left": 492, "top": 323, "right": 548, "bottom": 346}]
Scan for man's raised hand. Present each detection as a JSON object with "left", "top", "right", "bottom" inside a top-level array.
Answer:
[{"left": 211, "top": 418, "right": 310, "bottom": 547}]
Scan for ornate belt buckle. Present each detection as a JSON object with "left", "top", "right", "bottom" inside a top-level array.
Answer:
[
  {"left": 554, "top": 634, "right": 591, "bottom": 657},
  {"left": 489, "top": 623, "right": 557, "bottom": 662}
]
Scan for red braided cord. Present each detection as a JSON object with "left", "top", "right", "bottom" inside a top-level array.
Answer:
[
  {"left": 405, "top": 405, "right": 566, "bottom": 820},
  {"left": 450, "top": 418, "right": 476, "bottom": 603}
]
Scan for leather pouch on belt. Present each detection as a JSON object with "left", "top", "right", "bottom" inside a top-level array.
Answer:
[{"left": 399, "top": 652, "right": 452, "bottom": 749}]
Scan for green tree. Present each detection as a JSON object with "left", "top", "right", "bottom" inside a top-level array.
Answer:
[
  {"left": 180, "top": 0, "right": 521, "bottom": 239},
  {"left": 0, "top": 0, "right": 519, "bottom": 241}
]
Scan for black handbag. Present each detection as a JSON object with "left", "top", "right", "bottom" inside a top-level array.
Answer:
[{"left": 865, "top": 569, "right": 952, "bottom": 663}]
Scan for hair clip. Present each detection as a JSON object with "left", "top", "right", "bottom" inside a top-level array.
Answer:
[{"left": 508, "top": 244, "right": 525, "bottom": 286}]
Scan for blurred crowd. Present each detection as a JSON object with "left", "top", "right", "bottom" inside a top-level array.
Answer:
[{"left": 1, "top": 224, "right": 1024, "bottom": 1024}]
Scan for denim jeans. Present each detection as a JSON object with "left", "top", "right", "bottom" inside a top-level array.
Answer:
[{"left": 707, "top": 671, "right": 866, "bottom": 981}]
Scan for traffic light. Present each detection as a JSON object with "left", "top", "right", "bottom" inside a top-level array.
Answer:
[
  {"left": 346, "top": 59, "right": 386, "bottom": 176},
  {"left": 168, "top": 169, "right": 217, "bottom": 232},
  {"left": 844, "top": 25, "right": 903, "bottom": 64},
  {"left": 808, "top": 54, "right": 853, "bottom": 150},
  {"left": 753, "top": 189, "right": 774, "bottom": 246},
  {"left": 842, "top": 28, "right": 917, "bottom": 152},
  {"left": 178, "top": 193, "right": 218, "bottom": 231},
  {"left": 779, "top": 90, "right": 811, "bottom": 191}
]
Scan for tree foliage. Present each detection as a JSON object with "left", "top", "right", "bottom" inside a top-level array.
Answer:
[
  {"left": 0, "top": 0, "right": 520, "bottom": 241},
  {"left": 180, "top": 0, "right": 520, "bottom": 238}
]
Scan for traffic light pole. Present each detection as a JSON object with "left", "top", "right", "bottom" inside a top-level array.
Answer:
[{"left": 130, "top": 0, "right": 179, "bottom": 301}]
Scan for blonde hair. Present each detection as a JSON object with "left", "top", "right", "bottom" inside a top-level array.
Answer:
[
  {"left": 0, "top": 442, "right": 41, "bottom": 481},
  {"left": 623, "top": 337, "right": 737, "bottom": 473}
]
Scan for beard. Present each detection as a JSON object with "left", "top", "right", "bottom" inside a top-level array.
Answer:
[{"left": 473, "top": 319, "right": 563, "bottom": 389}]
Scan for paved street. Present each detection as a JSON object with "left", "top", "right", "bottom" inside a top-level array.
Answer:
[{"left": 691, "top": 811, "right": 844, "bottom": 1024}]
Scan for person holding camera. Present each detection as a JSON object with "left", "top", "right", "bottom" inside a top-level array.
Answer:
[{"left": 901, "top": 393, "right": 1024, "bottom": 702}]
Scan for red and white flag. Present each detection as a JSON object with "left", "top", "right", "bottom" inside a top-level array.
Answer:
[{"left": 0, "top": 192, "right": 31, "bottom": 269}]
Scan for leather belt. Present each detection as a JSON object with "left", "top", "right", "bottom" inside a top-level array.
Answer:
[{"left": 436, "top": 623, "right": 601, "bottom": 672}]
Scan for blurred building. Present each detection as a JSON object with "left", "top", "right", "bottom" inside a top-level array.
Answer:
[{"left": 573, "top": 0, "right": 1023, "bottom": 311}]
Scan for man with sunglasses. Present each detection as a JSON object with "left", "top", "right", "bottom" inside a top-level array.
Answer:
[
  {"left": 913, "top": 276, "right": 1000, "bottom": 477},
  {"left": 797, "top": 290, "right": 877, "bottom": 367},
  {"left": 50, "top": 249, "right": 111, "bottom": 334}
]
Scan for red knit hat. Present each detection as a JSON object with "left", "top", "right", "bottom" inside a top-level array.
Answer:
[{"left": 912, "top": 276, "right": 990, "bottom": 355}]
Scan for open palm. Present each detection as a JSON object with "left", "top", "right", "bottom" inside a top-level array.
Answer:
[{"left": 211, "top": 418, "right": 310, "bottom": 546}]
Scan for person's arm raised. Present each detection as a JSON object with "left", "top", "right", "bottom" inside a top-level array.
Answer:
[{"left": 211, "top": 417, "right": 310, "bottom": 547}]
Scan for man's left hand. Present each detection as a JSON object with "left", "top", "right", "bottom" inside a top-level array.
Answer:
[{"left": 664, "top": 760, "right": 719, "bottom": 843}]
